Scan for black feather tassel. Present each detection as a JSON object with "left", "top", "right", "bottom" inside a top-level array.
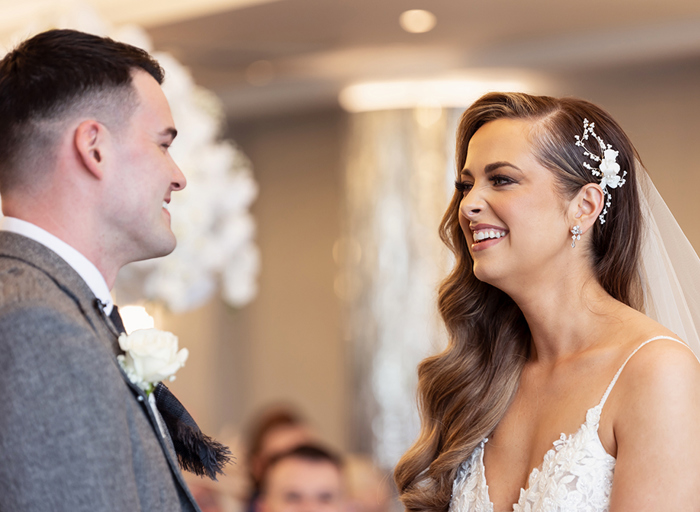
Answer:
[{"left": 153, "top": 383, "right": 234, "bottom": 480}]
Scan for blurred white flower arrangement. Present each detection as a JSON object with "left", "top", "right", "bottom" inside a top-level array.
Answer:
[
  {"left": 117, "top": 42, "right": 260, "bottom": 312},
  {"left": 3, "top": 5, "right": 260, "bottom": 313}
]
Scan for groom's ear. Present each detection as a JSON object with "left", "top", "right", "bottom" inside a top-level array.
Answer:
[{"left": 74, "top": 119, "right": 108, "bottom": 180}]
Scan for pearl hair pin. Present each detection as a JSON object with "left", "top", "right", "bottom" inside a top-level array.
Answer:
[{"left": 574, "top": 119, "right": 627, "bottom": 224}]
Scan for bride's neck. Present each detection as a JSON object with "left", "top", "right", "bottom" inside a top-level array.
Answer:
[{"left": 510, "top": 274, "right": 624, "bottom": 363}]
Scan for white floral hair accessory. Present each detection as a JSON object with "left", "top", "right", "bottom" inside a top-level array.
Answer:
[
  {"left": 574, "top": 118, "right": 627, "bottom": 224},
  {"left": 117, "top": 328, "right": 189, "bottom": 396}
]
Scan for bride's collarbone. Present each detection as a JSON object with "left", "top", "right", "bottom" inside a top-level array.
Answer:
[
  {"left": 481, "top": 326, "right": 681, "bottom": 509},
  {"left": 482, "top": 331, "right": 668, "bottom": 502},
  {"left": 482, "top": 359, "right": 620, "bottom": 501}
]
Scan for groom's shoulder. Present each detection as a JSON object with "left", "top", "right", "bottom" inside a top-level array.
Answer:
[
  {"left": 0, "top": 253, "right": 91, "bottom": 342},
  {"left": 0, "top": 250, "right": 75, "bottom": 309}
]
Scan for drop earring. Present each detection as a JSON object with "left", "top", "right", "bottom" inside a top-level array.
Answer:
[{"left": 571, "top": 225, "right": 582, "bottom": 248}]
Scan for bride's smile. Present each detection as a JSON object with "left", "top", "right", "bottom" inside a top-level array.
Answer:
[{"left": 469, "top": 224, "right": 508, "bottom": 252}]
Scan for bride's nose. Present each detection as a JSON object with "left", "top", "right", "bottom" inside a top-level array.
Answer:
[{"left": 460, "top": 190, "right": 484, "bottom": 219}]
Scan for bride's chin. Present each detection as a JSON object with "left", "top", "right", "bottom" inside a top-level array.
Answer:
[
  {"left": 472, "top": 265, "right": 506, "bottom": 290},
  {"left": 472, "top": 265, "right": 493, "bottom": 284}
]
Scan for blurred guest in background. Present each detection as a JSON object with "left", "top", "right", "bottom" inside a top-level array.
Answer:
[
  {"left": 246, "top": 405, "right": 316, "bottom": 511},
  {"left": 257, "top": 444, "right": 344, "bottom": 512}
]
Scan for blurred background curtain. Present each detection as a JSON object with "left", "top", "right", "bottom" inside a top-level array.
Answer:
[{"left": 341, "top": 107, "right": 459, "bottom": 468}]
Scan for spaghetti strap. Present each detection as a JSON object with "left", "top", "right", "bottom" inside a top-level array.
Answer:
[{"left": 597, "top": 335, "right": 690, "bottom": 410}]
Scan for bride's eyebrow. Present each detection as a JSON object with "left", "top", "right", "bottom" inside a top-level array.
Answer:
[{"left": 461, "top": 161, "right": 522, "bottom": 176}]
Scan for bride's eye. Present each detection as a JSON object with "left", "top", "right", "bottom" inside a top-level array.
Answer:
[
  {"left": 455, "top": 181, "right": 472, "bottom": 194},
  {"left": 491, "top": 175, "right": 514, "bottom": 186}
]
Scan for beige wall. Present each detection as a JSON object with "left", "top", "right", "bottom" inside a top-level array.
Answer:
[{"left": 164, "top": 109, "right": 348, "bottom": 452}]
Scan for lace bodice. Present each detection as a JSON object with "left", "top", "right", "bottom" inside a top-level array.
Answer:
[{"left": 449, "top": 336, "right": 684, "bottom": 512}]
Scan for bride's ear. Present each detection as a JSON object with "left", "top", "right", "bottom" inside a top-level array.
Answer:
[{"left": 571, "top": 183, "right": 604, "bottom": 232}]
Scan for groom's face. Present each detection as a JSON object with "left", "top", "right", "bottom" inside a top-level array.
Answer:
[{"left": 106, "top": 70, "right": 187, "bottom": 263}]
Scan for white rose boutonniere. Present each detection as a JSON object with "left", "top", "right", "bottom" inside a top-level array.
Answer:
[{"left": 117, "top": 328, "right": 189, "bottom": 396}]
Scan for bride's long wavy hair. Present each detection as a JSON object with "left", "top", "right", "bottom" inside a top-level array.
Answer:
[{"left": 394, "top": 92, "right": 643, "bottom": 512}]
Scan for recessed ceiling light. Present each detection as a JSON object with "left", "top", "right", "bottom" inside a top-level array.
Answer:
[
  {"left": 399, "top": 9, "right": 437, "bottom": 34},
  {"left": 338, "top": 77, "right": 538, "bottom": 112}
]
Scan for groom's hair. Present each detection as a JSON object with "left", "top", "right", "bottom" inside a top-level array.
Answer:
[{"left": 0, "top": 29, "right": 164, "bottom": 194}]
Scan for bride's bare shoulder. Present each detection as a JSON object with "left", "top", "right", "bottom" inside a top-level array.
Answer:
[
  {"left": 614, "top": 307, "right": 698, "bottom": 386},
  {"left": 604, "top": 313, "right": 700, "bottom": 507},
  {"left": 618, "top": 334, "right": 699, "bottom": 387},
  {"left": 609, "top": 309, "right": 700, "bottom": 427}
]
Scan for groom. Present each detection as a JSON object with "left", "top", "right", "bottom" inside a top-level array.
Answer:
[{"left": 0, "top": 30, "right": 220, "bottom": 511}]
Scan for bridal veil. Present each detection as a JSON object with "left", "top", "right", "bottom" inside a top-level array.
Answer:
[{"left": 637, "top": 162, "right": 700, "bottom": 354}]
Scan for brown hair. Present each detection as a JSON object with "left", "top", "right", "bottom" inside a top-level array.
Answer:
[
  {"left": 259, "top": 443, "right": 343, "bottom": 494},
  {"left": 0, "top": 29, "right": 164, "bottom": 193},
  {"left": 247, "top": 405, "right": 308, "bottom": 489},
  {"left": 394, "top": 92, "right": 643, "bottom": 511}
]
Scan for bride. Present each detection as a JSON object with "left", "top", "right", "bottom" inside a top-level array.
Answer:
[{"left": 394, "top": 92, "right": 700, "bottom": 511}]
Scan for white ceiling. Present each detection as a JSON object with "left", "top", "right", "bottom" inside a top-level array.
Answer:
[
  {"left": 0, "top": 0, "right": 278, "bottom": 36},
  {"left": 143, "top": 0, "right": 700, "bottom": 120},
  {"left": 3, "top": 0, "right": 700, "bottom": 120}
]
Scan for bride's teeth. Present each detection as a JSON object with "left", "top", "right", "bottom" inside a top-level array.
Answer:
[
  {"left": 473, "top": 229, "right": 506, "bottom": 241},
  {"left": 162, "top": 201, "right": 169, "bottom": 210}
]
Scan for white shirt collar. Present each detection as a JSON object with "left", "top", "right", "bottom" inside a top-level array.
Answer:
[{"left": 1, "top": 217, "right": 113, "bottom": 314}]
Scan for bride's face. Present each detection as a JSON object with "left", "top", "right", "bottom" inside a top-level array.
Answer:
[{"left": 458, "top": 118, "right": 572, "bottom": 289}]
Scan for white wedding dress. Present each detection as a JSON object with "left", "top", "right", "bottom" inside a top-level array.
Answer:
[{"left": 449, "top": 335, "right": 687, "bottom": 512}]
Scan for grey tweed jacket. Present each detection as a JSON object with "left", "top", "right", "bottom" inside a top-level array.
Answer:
[{"left": 0, "top": 231, "right": 201, "bottom": 512}]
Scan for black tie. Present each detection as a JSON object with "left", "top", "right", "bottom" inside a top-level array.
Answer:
[
  {"left": 153, "top": 383, "right": 232, "bottom": 480},
  {"left": 109, "top": 305, "right": 126, "bottom": 334}
]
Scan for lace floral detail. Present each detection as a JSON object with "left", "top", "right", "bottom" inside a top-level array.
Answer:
[
  {"left": 451, "top": 439, "right": 494, "bottom": 512},
  {"left": 450, "top": 405, "right": 615, "bottom": 512},
  {"left": 513, "top": 404, "right": 615, "bottom": 512}
]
